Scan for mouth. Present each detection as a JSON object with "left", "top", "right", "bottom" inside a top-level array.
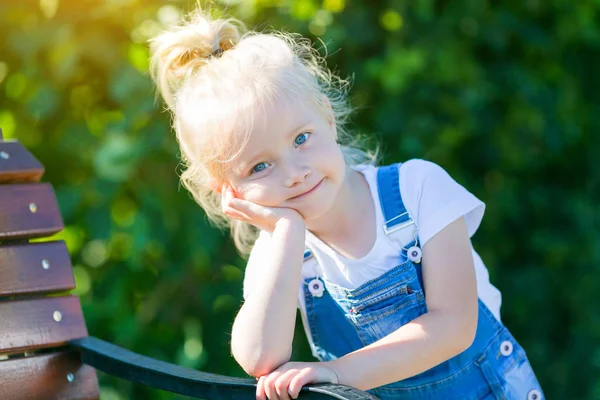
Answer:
[{"left": 289, "top": 178, "right": 324, "bottom": 200}]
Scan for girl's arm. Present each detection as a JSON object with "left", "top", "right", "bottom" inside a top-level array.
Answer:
[
  {"left": 327, "top": 216, "right": 479, "bottom": 390},
  {"left": 230, "top": 216, "right": 306, "bottom": 377}
]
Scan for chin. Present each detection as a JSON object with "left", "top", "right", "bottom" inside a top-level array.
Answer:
[
  {"left": 294, "top": 196, "right": 337, "bottom": 221},
  {"left": 294, "top": 209, "right": 321, "bottom": 222}
]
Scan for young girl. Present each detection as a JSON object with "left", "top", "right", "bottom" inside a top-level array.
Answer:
[{"left": 149, "top": 7, "right": 545, "bottom": 400}]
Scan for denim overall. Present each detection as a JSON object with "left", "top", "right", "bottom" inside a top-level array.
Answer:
[{"left": 302, "top": 164, "right": 544, "bottom": 400}]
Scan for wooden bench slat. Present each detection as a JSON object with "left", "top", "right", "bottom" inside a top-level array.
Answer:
[
  {"left": 0, "top": 140, "right": 45, "bottom": 184},
  {"left": 0, "top": 349, "right": 99, "bottom": 400},
  {"left": 0, "top": 183, "right": 64, "bottom": 240},
  {"left": 0, "top": 241, "right": 75, "bottom": 297},
  {"left": 0, "top": 296, "right": 88, "bottom": 354}
]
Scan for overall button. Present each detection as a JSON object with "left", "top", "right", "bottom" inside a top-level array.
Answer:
[
  {"left": 527, "top": 389, "right": 542, "bottom": 400},
  {"left": 407, "top": 246, "right": 422, "bottom": 263},
  {"left": 500, "top": 340, "right": 513, "bottom": 356},
  {"left": 308, "top": 279, "right": 324, "bottom": 297}
]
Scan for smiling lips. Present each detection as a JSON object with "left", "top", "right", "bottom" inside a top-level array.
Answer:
[{"left": 289, "top": 179, "right": 324, "bottom": 200}]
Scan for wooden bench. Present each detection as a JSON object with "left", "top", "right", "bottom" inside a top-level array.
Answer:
[{"left": 0, "top": 129, "right": 376, "bottom": 400}]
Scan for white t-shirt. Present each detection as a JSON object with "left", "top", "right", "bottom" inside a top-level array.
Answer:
[{"left": 243, "top": 159, "right": 503, "bottom": 326}]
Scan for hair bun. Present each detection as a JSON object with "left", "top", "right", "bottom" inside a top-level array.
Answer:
[
  {"left": 149, "top": 8, "right": 244, "bottom": 108},
  {"left": 176, "top": 13, "right": 241, "bottom": 66}
]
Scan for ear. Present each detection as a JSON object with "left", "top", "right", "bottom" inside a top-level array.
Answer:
[
  {"left": 323, "top": 98, "right": 339, "bottom": 143},
  {"left": 208, "top": 176, "right": 222, "bottom": 194},
  {"left": 323, "top": 97, "right": 336, "bottom": 129},
  {"left": 323, "top": 96, "right": 333, "bottom": 115}
]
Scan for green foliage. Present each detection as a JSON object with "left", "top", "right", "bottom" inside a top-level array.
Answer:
[{"left": 1, "top": 0, "right": 598, "bottom": 398}]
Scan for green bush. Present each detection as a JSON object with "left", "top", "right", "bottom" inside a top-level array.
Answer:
[{"left": 1, "top": 1, "right": 598, "bottom": 398}]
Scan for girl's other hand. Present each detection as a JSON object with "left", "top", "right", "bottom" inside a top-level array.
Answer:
[
  {"left": 256, "top": 361, "right": 340, "bottom": 400},
  {"left": 221, "top": 184, "right": 304, "bottom": 233}
]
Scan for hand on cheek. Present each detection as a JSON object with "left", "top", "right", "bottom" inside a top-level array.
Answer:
[
  {"left": 208, "top": 176, "right": 243, "bottom": 199},
  {"left": 220, "top": 184, "right": 304, "bottom": 232},
  {"left": 223, "top": 184, "right": 242, "bottom": 199}
]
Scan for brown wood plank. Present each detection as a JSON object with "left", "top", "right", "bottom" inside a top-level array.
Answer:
[
  {"left": 0, "top": 350, "right": 99, "bottom": 400},
  {"left": 0, "top": 296, "right": 88, "bottom": 354},
  {"left": 0, "top": 241, "right": 75, "bottom": 297},
  {"left": 0, "top": 183, "right": 64, "bottom": 240},
  {"left": 0, "top": 140, "right": 45, "bottom": 184}
]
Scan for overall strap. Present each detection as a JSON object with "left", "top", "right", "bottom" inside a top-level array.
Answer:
[
  {"left": 376, "top": 163, "right": 425, "bottom": 292},
  {"left": 304, "top": 249, "right": 313, "bottom": 261},
  {"left": 377, "top": 163, "right": 413, "bottom": 233}
]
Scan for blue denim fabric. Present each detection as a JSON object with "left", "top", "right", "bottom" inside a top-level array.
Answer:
[{"left": 302, "top": 164, "right": 544, "bottom": 399}]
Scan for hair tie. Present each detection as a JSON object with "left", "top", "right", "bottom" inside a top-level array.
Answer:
[{"left": 210, "top": 46, "right": 224, "bottom": 58}]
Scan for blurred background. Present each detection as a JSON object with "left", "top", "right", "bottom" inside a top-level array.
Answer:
[{"left": 1, "top": 0, "right": 598, "bottom": 398}]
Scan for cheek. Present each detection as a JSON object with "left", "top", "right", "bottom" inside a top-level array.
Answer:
[
  {"left": 318, "top": 142, "right": 345, "bottom": 173},
  {"left": 237, "top": 182, "right": 281, "bottom": 206}
]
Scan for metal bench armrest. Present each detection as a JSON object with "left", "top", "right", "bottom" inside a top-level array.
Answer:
[{"left": 69, "top": 336, "right": 377, "bottom": 399}]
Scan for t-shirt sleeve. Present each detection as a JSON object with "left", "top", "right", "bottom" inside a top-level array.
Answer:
[
  {"left": 242, "top": 229, "right": 273, "bottom": 301},
  {"left": 399, "top": 159, "right": 485, "bottom": 247}
]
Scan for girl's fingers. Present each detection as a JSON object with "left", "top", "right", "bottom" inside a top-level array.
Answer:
[
  {"left": 222, "top": 186, "right": 253, "bottom": 222},
  {"left": 221, "top": 185, "right": 230, "bottom": 211},
  {"left": 224, "top": 185, "right": 234, "bottom": 204},
  {"left": 223, "top": 207, "right": 250, "bottom": 222},
  {"left": 288, "top": 368, "right": 315, "bottom": 399},
  {"left": 222, "top": 186, "right": 244, "bottom": 213},
  {"left": 222, "top": 200, "right": 245, "bottom": 220},
  {"left": 274, "top": 369, "right": 300, "bottom": 400},
  {"left": 225, "top": 196, "right": 271, "bottom": 224},
  {"left": 220, "top": 184, "right": 293, "bottom": 232},
  {"left": 263, "top": 372, "right": 284, "bottom": 400},
  {"left": 243, "top": 199, "right": 272, "bottom": 218},
  {"left": 256, "top": 376, "right": 266, "bottom": 400},
  {"left": 230, "top": 198, "right": 267, "bottom": 219}
]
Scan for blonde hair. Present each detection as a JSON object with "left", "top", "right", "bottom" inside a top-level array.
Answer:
[{"left": 148, "top": 6, "right": 378, "bottom": 255}]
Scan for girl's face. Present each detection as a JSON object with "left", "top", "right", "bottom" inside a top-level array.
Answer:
[{"left": 223, "top": 97, "right": 346, "bottom": 221}]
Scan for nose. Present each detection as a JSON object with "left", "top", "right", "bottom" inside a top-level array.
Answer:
[{"left": 282, "top": 160, "right": 311, "bottom": 188}]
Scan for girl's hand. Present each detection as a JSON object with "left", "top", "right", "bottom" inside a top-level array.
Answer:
[
  {"left": 221, "top": 184, "right": 303, "bottom": 233},
  {"left": 255, "top": 361, "right": 340, "bottom": 400}
]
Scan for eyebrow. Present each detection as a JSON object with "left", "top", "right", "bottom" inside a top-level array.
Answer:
[{"left": 236, "top": 122, "right": 312, "bottom": 172}]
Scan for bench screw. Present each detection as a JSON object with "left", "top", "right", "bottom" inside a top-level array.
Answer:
[
  {"left": 53, "top": 311, "right": 62, "bottom": 322},
  {"left": 67, "top": 373, "right": 74, "bottom": 382},
  {"left": 42, "top": 259, "right": 50, "bottom": 270},
  {"left": 0, "top": 151, "right": 8, "bottom": 159},
  {"left": 29, "top": 203, "right": 38, "bottom": 213}
]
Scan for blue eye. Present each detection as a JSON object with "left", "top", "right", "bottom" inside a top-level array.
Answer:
[
  {"left": 294, "top": 132, "right": 310, "bottom": 147},
  {"left": 251, "top": 162, "right": 268, "bottom": 174}
]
